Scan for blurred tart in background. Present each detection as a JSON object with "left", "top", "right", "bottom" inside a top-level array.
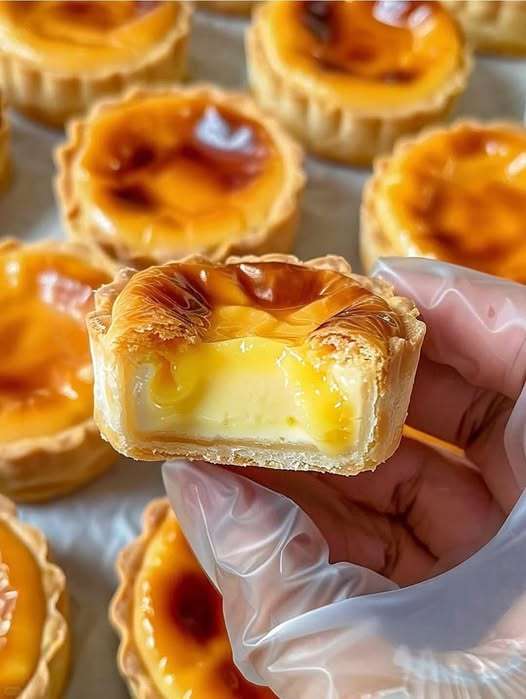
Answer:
[
  {"left": 246, "top": 0, "right": 471, "bottom": 166},
  {"left": 360, "top": 121, "right": 526, "bottom": 283},
  {"left": 443, "top": 0, "right": 526, "bottom": 56},
  {"left": 110, "top": 497, "right": 277, "bottom": 699},
  {"left": 0, "top": 1, "right": 191, "bottom": 127},
  {"left": 56, "top": 85, "right": 304, "bottom": 271},
  {"left": 0, "top": 494, "right": 70, "bottom": 698},
  {"left": 0, "top": 239, "right": 115, "bottom": 502},
  {"left": 0, "top": 91, "right": 9, "bottom": 191},
  {"left": 197, "top": 0, "right": 255, "bottom": 15}
]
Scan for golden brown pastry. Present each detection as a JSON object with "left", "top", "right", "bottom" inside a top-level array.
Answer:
[
  {"left": 0, "top": 494, "right": 70, "bottom": 698},
  {"left": 87, "top": 254, "right": 425, "bottom": 476},
  {"left": 56, "top": 85, "right": 305, "bottom": 272},
  {"left": 111, "top": 497, "right": 277, "bottom": 699},
  {"left": 443, "top": 0, "right": 526, "bottom": 55},
  {"left": 0, "top": 238, "right": 116, "bottom": 502},
  {"left": 0, "top": 1, "right": 191, "bottom": 126},
  {"left": 246, "top": 0, "right": 471, "bottom": 165},
  {"left": 361, "top": 121, "right": 526, "bottom": 282},
  {"left": 0, "top": 91, "right": 9, "bottom": 191}
]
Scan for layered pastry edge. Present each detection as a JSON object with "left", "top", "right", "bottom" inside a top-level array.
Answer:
[
  {"left": 0, "top": 494, "right": 70, "bottom": 698},
  {"left": 246, "top": 1, "right": 472, "bottom": 166},
  {"left": 55, "top": 84, "right": 305, "bottom": 272},
  {"left": 0, "top": 1, "right": 192, "bottom": 126},
  {"left": 87, "top": 253, "right": 425, "bottom": 476},
  {"left": 0, "top": 238, "right": 116, "bottom": 503}
]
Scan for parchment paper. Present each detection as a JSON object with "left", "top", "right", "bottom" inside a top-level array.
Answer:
[{"left": 1, "top": 9, "right": 525, "bottom": 697}]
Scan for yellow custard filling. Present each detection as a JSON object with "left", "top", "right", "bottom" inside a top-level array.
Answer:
[
  {"left": 76, "top": 95, "right": 285, "bottom": 261},
  {"left": 0, "top": 245, "right": 108, "bottom": 443},
  {"left": 261, "top": 0, "right": 463, "bottom": 109},
  {"left": 0, "top": 521, "right": 46, "bottom": 694},
  {"left": 134, "top": 510, "right": 276, "bottom": 698},
  {"left": 0, "top": 1, "right": 181, "bottom": 73},
  {"left": 375, "top": 123, "right": 526, "bottom": 282}
]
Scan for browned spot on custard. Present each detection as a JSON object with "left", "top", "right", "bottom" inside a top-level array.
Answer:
[
  {"left": 111, "top": 183, "right": 156, "bottom": 209},
  {"left": 107, "top": 140, "right": 157, "bottom": 175},
  {"left": 167, "top": 571, "right": 223, "bottom": 644}
]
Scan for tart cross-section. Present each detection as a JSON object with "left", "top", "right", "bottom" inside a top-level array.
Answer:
[
  {"left": 0, "top": 239, "right": 116, "bottom": 502},
  {"left": 88, "top": 254, "right": 424, "bottom": 476},
  {"left": 56, "top": 86, "right": 304, "bottom": 271}
]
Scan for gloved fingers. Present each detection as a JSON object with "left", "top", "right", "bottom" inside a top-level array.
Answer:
[{"left": 373, "top": 258, "right": 526, "bottom": 400}]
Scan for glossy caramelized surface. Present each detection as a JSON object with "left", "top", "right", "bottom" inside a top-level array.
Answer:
[
  {"left": 77, "top": 95, "right": 284, "bottom": 261},
  {"left": 0, "top": 246, "right": 108, "bottom": 443},
  {"left": 0, "top": 521, "right": 46, "bottom": 693},
  {"left": 0, "top": 1, "right": 179, "bottom": 72},
  {"left": 377, "top": 124, "right": 526, "bottom": 282},
  {"left": 261, "top": 0, "right": 462, "bottom": 108},
  {"left": 134, "top": 509, "right": 276, "bottom": 698}
]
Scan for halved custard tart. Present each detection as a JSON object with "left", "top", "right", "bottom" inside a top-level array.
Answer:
[
  {"left": 0, "top": 0, "right": 191, "bottom": 126},
  {"left": 111, "top": 497, "right": 276, "bottom": 699},
  {"left": 443, "top": 0, "right": 526, "bottom": 56},
  {"left": 247, "top": 0, "right": 471, "bottom": 165},
  {"left": 87, "top": 254, "right": 424, "bottom": 476},
  {"left": 0, "top": 239, "right": 116, "bottom": 502},
  {"left": 0, "top": 495, "right": 70, "bottom": 698},
  {"left": 361, "top": 121, "right": 526, "bottom": 282},
  {"left": 56, "top": 85, "right": 304, "bottom": 271}
]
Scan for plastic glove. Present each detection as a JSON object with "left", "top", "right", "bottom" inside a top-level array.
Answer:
[{"left": 163, "top": 259, "right": 526, "bottom": 698}]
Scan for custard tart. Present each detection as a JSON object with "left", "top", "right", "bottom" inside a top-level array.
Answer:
[
  {"left": 56, "top": 85, "right": 304, "bottom": 271},
  {"left": 247, "top": 0, "right": 471, "bottom": 165},
  {"left": 0, "top": 239, "right": 116, "bottom": 502},
  {"left": 111, "top": 497, "right": 277, "bottom": 699},
  {"left": 0, "top": 91, "right": 9, "bottom": 191},
  {"left": 361, "top": 121, "right": 526, "bottom": 283},
  {"left": 443, "top": 0, "right": 526, "bottom": 56},
  {"left": 0, "top": 1, "right": 191, "bottom": 127},
  {"left": 0, "top": 495, "right": 70, "bottom": 698},
  {"left": 87, "top": 254, "right": 424, "bottom": 476}
]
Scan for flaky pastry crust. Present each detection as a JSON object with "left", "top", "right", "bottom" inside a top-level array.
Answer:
[
  {"left": 0, "top": 2, "right": 192, "bottom": 127},
  {"left": 246, "top": 2, "right": 472, "bottom": 166},
  {"left": 0, "top": 239, "right": 116, "bottom": 503},
  {"left": 88, "top": 253, "right": 425, "bottom": 476},
  {"left": 0, "top": 495, "right": 70, "bottom": 698}
]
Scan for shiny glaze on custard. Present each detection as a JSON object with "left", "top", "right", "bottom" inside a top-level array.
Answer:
[
  {"left": 0, "top": 245, "right": 108, "bottom": 443},
  {"left": 78, "top": 96, "right": 284, "bottom": 261},
  {"left": 0, "top": 1, "right": 178, "bottom": 72},
  {"left": 0, "top": 521, "right": 46, "bottom": 693},
  {"left": 261, "top": 0, "right": 462, "bottom": 108},
  {"left": 378, "top": 124, "right": 526, "bottom": 282},
  {"left": 134, "top": 509, "right": 276, "bottom": 698}
]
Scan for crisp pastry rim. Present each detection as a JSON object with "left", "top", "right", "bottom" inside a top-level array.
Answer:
[
  {"left": 55, "top": 83, "right": 305, "bottom": 273},
  {"left": 110, "top": 496, "right": 175, "bottom": 699},
  {"left": 360, "top": 118, "right": 526, "bottom": 271},
  {"left": 246, "top": 1, "right": 472, "bottom": 165},
  {"left": 0, "top": 238, "right": 116, "bottom": 503},
  {"left": 88, "top": 253, "right": 425, "bottom": 474},
  {"left": 0, "top": 494, "right": 70, "bottom": 699},
  {"left": 0, "top": 92, "right": 9, "bottom": 190}
]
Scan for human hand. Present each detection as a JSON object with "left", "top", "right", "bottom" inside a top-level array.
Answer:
[{"left": 164, "top": 259, "right": 526, "bottom": 697}]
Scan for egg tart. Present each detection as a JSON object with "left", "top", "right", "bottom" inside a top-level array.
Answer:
[
  {"left": 361, "top": 121, "right": 526, "bottom": 283},
  {"left": 443, "top": 0, "right": 526, "bottom": 56},
  {"left": 0, "top": 495, "right": 70, "bottom": 698},
  {"left": 87, "top": 254, "right": 424, "bottom": 476},
  {"left": 0, "top": 1, "right": 191, "bottom": 127},
  {"left": 198, "top": 1, "right": 255, "bottom": 15},
  {"left": 0, "top": 239, "right": 116, "bottom": 502},
  {"left": 56, "top": 85, "right": 304, "bottom": 272},
  {"left": 0, "top": 92, "right": 9, "bottom": 191},
  {"left": 247, "top": 0, "right": 471, "bottom": 166},
  {"left": 111, "top": 497, "right": 277, "bottom": 699}
]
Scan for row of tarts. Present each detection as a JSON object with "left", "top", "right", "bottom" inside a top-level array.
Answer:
[{"left": 0, "top": 1, "right": 525, "bottom": 697}]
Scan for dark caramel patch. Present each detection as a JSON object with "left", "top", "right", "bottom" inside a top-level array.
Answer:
[
  {"left": 167, "top": 571, "right": 223, "bottom": 644},
  {"left": 302, "top": 0, "right": 335, "bottom": 42},
  {"left": 111, "top": 184, "right": 156, "bottom": 209},
  {"left": 107, "top": 141, "right": 156, "bottom": 175}
]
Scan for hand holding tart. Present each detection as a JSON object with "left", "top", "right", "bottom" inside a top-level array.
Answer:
[
  {"left": 111, "top": 497, "right": 276, "bottom": 699},
  {"left": 361, "top": 121, "right": 526, "bottom": 283},
  {"left": 0, "top": 0, "right": 191, "bottom": 126},
  {"left": 247, "top": 0, "right": 471, "bottom": 165},
  {"left": 87, "top": 254, "right": 424, "bottom": 476},
  {"left": 0, "top": 239, "right": 116, "bottom": 502},
  {"left": 56, "top": 85, "right": 304, "bottom": 272},
  {"left": 0, "top": 495, "right": 70, "bottom": 698}
]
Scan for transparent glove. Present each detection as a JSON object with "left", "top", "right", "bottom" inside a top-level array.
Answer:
[{"left": 163, "top": 259, "right": 526, "bottom": 698}]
